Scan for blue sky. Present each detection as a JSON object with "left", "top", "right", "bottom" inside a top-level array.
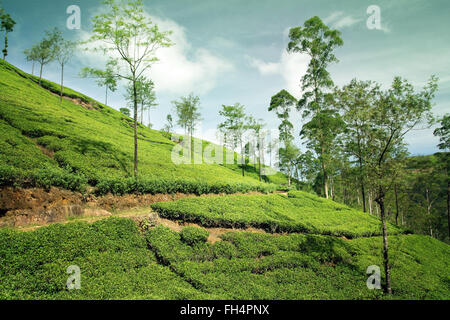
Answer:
[{"left": 2, "top": 0, "right": 449, "bottom": 155}]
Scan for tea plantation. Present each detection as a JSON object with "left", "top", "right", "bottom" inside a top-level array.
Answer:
[
  {"left": 0, "top": 60, "right": 284, "bottom": 195},
  {"left": 0, "top": 218, "right": 448, "bottom": 300},
  {"left": 0, "top": 60, "right": 448, "bottom": 301},
  {"left": 151, "top": 191, "right": 404, "bottom": 238}
]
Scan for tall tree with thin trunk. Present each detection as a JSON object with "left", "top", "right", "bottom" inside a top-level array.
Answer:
[
  {"left": 87, "top": 0, "right": 173, "bottom": 178},
  {"left": 269, "top": 89, "right": 298, "bottom": 186},
  {"left": 173, "top": 94, "right": 201, "bottom": 139},
  {"left": 54, "top": 31, "right": 76, "bottom": 105},
  {"left": 365, "top": 75, "right": 438, "bottom": 294},
  {"left": 218, "top": 103, "right": 248, "bottom": 176},
  {"left": 80, "top": 61, "right": 118, "bottom": 106},
  {"left": 0, "top": 10, "right": 15, "bottom": 61},
  {"left": 287, "top": 16, "right": 344, "bottom": 199},
  {"left": 33, "top": 29, "right": 59, "bottom": 86},
  {"left": 24, "top": 46, "right": 39, "bottom": 75},
  {"left": 338, "top": 79, "right": 381, "bottom": 212},
  {"left": 433, "top": 114, "right": 450, "bottom": 239},
  {"left": 247, "top": 116, "right": 266, "bottom": 182}
]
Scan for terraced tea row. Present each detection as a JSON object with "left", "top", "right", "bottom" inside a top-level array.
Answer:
[{"left": 151, "top": 191, "right": 404, "bottom": 238}]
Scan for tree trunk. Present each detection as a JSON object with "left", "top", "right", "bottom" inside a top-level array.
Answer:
[
  {"left": 105, "top": 86, "right": 108, "bottom": 106},
  {"left": 322, "top": 163, "right": 329, "bottom": 199},
  {"left": 394, "top": 184, "right": 399, "bottom": 225},
  {"left": 447, "top": 179, "right": 450, "bottom": 240},
  {"left": 258, "top": 157, "right": 261, "bottom": 182},
  {"left": 148, "top": 108, "right": 151, "bottom": 128},
  {"left": 39, "top": 63, "right": 43, "bottom": 86},
  {"left": 241, "top": 140, "right": 245, "bottom": 177},
  {"left": 426, "top": 188, "right": 433, "bottom": 237},
  {"left": 376, "top": 187, "right": 392, "bottom": 295},
  {"left": 133, "top": 79, "right": 138, "bottom": 178},
  {"left": 3, "top": 32, "right": 7, "bottom": 60},
  {"left": 60, "top": 63, "right": 64, "bottom": 105},
  {"left": 32, "top": 61, "right": 35, "bottom": 75},
  {"left": 288, "top": 166, "right": 291, "bottom": 187},
  {"left": 359, "top": 159, "right": 366, "bottom": 212}
]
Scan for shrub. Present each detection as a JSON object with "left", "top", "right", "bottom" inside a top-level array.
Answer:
[{"left": 180, "top": 226, "right": 209, "bottom": 245}]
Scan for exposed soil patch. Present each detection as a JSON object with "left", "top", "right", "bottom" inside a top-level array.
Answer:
[
  {"left": 37, "top": 144, "right": 55, "bottom": 158},
  {"left": 132, "top": 212, "right": 272, "bottom": 244},
  {"left": 48, "top": 90, "right": 100, "bottom": 111},
  {"left": 0, "top": 187, "right": 266, "bottom": 229}
]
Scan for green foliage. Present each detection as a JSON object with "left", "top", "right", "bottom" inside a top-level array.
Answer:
[
  {"left": 287, "top": 16, "right": 344, "bottom": 198},
  {"left": 152, "top": 191, "right": 404, "bottom": 238},
  {"left": 95, "top": 176, "right": 276, "bottom": 196},
  {"left": 180, "top": 226, "right": 209, "bottom": 245},
  {"left": 0, "top": 164, "right": 87, "bottom": 193},
  {"left": 0, "top": 218, "right": 448, "bottom": 300},
  {"left": 0, "top": 59, "right": 288, "bottom": 195},
  {"left": 434, "top": 114, "right": 450, "bottom": 151},
  {"left": 1, "top": 9, "right": 16, "bottom": 60},
  {"left": 145, "top": 226, "right": 450, "bottom": 300},
  {"left": 0, "top": 218, "right": 210, "bottom": 299}
]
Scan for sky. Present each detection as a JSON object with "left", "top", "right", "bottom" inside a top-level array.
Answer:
[{"left": 2, "top": 0, "right": 449, "bottom": 156}]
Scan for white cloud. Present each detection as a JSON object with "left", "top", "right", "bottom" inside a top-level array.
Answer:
[
  {"left": 247, "top": 50, "right": 309, "bottom": 99},
  {"left": 76, "top": 12, "right": 233, "bottom": 96},
  {"left": 324, "top": 11, "right": 362, "bottom": 29}
]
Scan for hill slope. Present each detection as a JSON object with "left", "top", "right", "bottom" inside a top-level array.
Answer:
[
  {"left": 0, "top": 60, "right": 286, "bottom": 195},
  {"left": 0, "top": 61, "right": 448, "bottom": 301},
  {"left": 0, "top": 217, "right": 448, "bottom": 300}
]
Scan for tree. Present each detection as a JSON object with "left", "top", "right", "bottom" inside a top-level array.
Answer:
[
  {"left": 24, "top": 46, "right": 39, "bottom": 75},
  {"left": 173, "top": 93, "right": 202, "bottom": 140},
  {"left": 120, "top": 108, "right": 130, "bottom": 117},
  {"left": 287, "top": 16, "right": 343, "bottom": 199},
  {"left": 0, "top": 10, "right": 15, "bottom": 60},
  {"left": 279, "top": 141, "right": 300, "bottom": 187},
  {"left": 139, "top": 78, "right": 157, "bottom": 127},
  {"left": 80, "top": 60, "right": 118, "bottom": 106},
  {"left": 364, "top": 76, "right": 438, "bottom": 294},
  {"left": 338, "top": 80, "right": 381, "bottom": 212},
  {"left": 269, "top": 89, "right": 298, "bottom": 186},
  {"left": 53, "top": 30, "right": 76, "bottom": 104},
  {"left": 434, "top": 114, "right": 450, "bottom": 239},
  {"left": 87, "top": 0, "right": 173, "bottom": 177},
  {"left": 125, "top": 76, "right": 156, "bottom": 126},
  {"left": 247, "top": 116, "right": 266, "bottom": 181},
  {"left": 434, "top": 114, "right": 450, "bottom": 151},
  {"left": 218, "top": 103, "right": 248, "bottom": 176},
  {"left": 32, "top": 28, "right": 60, "bottom": 86},
  {"left": 163, "top": 114, "right": 174, "bottom": 138}
]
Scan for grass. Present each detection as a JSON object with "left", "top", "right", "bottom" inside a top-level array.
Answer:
[
  {"left": 151, "top": 190, "right": 404, "bottom": 238},
  {"left": 0, "top": 60, "right": 286, "bottom": 195},
  {"left": 1, "top": 217, "right": 447, "bottom": 300}
]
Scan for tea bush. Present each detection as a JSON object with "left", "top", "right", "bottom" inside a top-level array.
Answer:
[{"left": 180, "top": 226, "right": 209, "bottom": 245}]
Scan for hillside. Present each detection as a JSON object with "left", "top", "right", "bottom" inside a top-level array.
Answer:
[
  {"left": 0, "top": 204, "right": 448, "bottom": 299},
  {"left": 0, "top": 60, "right": 287, "bottom": 196},
  {"left": 0, "top": 60, "right": 448, "bottom": 300}
]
